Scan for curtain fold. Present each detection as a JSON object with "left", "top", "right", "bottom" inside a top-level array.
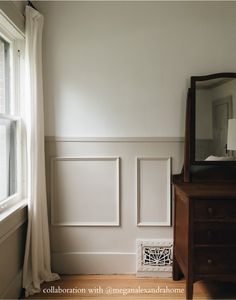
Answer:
[{"left": 23, "top": 6, "right": 59, "bottom": 297}]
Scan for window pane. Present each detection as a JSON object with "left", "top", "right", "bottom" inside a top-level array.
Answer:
[
  {"left": 0, "top": 38, "right": 10, "bottom": 114},
  {"left": 0, "top": 119, "right": 17, "bottom": 202}
]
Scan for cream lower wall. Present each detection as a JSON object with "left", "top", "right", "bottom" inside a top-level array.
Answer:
[
  {"left": 0, "top": 207, "right": 27, "bottom": 299},
  {"left": 46, "top": 138, "right": 183, "bottom": 274}
]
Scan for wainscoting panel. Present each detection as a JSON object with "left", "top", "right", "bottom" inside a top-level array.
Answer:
[
  {"left": 0, "top": 208, "right": 27, "bottom": 299},
  {"left": 51, "top": 157, "right": 120, "bottom": 226},
  {"left": 45, "top": 137, "right": 184, "bottom": 274},
  {"left": 136, "top": 157, "right": 171, "bottom": 226}
]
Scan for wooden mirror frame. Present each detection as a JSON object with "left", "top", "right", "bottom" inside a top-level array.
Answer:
[{"left": 184, "top": 72, "right": 236, "bottom": 182}]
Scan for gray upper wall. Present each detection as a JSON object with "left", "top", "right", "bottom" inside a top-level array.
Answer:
[
  {"left": 0, "top": 1, "right": 25, "bottom": 33},
  {"left": 35, "top": 2, "right": 236, "bottom": 137},
  {"left": 12, "top": 1, "right": 26, "bottom": 14}
]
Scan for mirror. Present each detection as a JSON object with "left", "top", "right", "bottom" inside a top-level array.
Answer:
[{"left": 191, "top": 73, "right": 236, "bottom": 162}]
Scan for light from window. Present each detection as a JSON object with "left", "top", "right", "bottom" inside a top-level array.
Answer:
[
  {"left": 0, "top": 34, "right": 20, "bottom": 206},
  {"left": 0, "top": 119, "right": 17, "bottom": 202},
  {"left": 0, "top": 38, "right": 10, "bottom": 114},
  {"left": 0, "top": 11, "right": 24, "bottom": 213}
]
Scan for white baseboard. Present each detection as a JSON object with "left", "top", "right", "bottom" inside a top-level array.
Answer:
[
  {"left": 52, "top": 252, "right": 136, "bottom": 274},
  {"left": 136, "top": 271, "right": 172, "bottom": 278},
  {"left": 1, "top": 270, "right": 22, "bottom": 299}
]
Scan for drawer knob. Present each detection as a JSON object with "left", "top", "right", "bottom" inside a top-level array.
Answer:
[
  {"left": 207, "top": 207, "right": 213, "bottom": 214},
  {"left": 207, "top": 259, "right": 213, "bottom": 265}
]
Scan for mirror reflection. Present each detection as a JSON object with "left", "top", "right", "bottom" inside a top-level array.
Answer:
[{"left": 195, "top": 77, "right": 236, "bottom": 161}]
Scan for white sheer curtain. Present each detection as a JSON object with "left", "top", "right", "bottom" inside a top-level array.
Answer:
[{"left": 23, "top": 6, "right": 59, "bottom": 297}]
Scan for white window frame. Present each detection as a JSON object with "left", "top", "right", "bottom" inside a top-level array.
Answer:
[{"left": 0, "top": 10, "right": 25, "bottom": 215}]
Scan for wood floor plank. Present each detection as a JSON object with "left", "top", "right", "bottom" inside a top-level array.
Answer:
[{"left": 25, "top": 275, "right": 236, "bottom": 299}]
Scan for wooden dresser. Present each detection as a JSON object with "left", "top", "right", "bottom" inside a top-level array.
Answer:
[{"left": 173, "top": 181, "right": 236, "bottom": 299}]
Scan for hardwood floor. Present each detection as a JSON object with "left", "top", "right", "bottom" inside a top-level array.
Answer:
[{"left": 26, "top": 275, "right": 236, "bottom": 299}]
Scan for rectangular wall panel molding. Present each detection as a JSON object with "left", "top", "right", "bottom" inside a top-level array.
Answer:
[
  {"left": 136, "top": 157, "right": 171, "bottom": 227},
  {"left": 50, "top": 157, "right": 120, "bottom": 226}
]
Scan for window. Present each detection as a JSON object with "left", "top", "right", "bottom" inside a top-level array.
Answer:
[{"left": 0, "top": 12, "right": 25, "bottom": 213}]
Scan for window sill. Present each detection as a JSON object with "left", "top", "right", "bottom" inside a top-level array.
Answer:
[
  {"left": 0, "top": 199, "right": 27, "bottom": 243},
  {"left": 0, "top": 198, "right": 27, "bottom": 223}
]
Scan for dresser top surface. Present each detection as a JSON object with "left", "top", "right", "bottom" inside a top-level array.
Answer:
[{"left": 173, "top": 182, "right": 236, "bottom": 199}]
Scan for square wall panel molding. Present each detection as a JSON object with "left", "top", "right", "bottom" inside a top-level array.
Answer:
[{"left": 50, "top": 156, "right": 120, "bottom": 226}]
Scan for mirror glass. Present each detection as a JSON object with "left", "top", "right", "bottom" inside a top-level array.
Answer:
[{"left": 195, "top": 77, "right": 236, "bottom": 161}]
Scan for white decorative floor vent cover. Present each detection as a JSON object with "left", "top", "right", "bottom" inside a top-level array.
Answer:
[{"left": 136, "top": 239, "right": 173, "bottom": 274}]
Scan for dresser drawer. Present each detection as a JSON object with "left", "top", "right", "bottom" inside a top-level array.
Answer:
[
  {"left": 194, "top": 222, "right": 236, "bottom": 245},
  {"left": 194, "top": 247, "right": 236, "bottom": 274},
  {"left": 194, "top": 200, "right": 236, "bottom": 220}
]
